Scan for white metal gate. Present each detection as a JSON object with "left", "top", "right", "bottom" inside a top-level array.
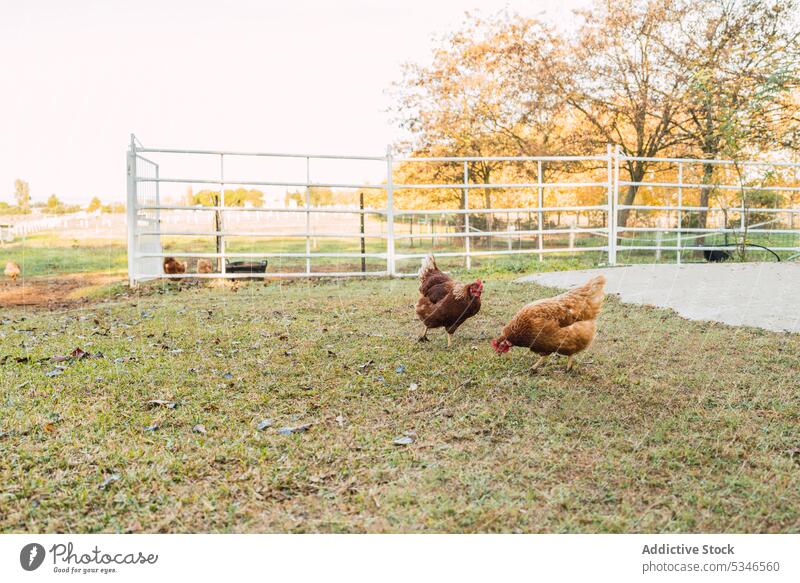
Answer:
[{"left": 126, "top": 135, "right": 800, "bottom": 284}]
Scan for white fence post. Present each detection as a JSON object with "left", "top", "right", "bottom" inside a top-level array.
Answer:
[
  {"left": 463, "top": 161, "right": 471, "bottom": 270},
  {"left": 219, "top": 154, "right": 227, "bottom": 275},
  {"left": 126, "top": 135, "right": 138, "bottom": 286},
  {"left": 740, "top": 164, "right": 747, "bottom": 237},
  {"left": 607, "top": 144, "right": 618, "bottom": 266},
  {"left": 655, "top": 230, "right": 662, "bottom": 261},
  {"left": 386, "top": 146, "right": 395, "bottom": 276},
  {"left": 677, "top": 162, "right": 683, "bottom": 265},
  {"left": 537, "top": 159, "right": 544, "bottom": 261},
  {"left": 305, "top": 156, "right": 311, "bottom": 275}
]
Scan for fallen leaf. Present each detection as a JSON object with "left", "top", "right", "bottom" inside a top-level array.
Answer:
[
  {"left": 54, "top": 348, "right": 103, "bottom": 362},
  {"left": 193, "top": 424, "right": 207, "bottom": 434},
  {"left": 143, "top": 423, "right": 160, "bottom": 432},
  {"left": 45, "top": 368, "right": 64, "bottom": 377},
  {"left": 393, "top": 436, "right": 414, "bottom": 446},
  {"left": 335, "top": 415, "right": 346, "bottom": 428},
  {"left": 43, "top": 422, "right": 57, "bottom": 433},
  {"left": 278, "top": 423, "right": 312, "bottom": 435},
  {"left": 408, "top": 383, "right": 418, "bottom": 391},
  {"left": 257, "top": 419, "right": 273, "bottom": 431},
  {"left": 146, "top": 400, "right": 177, "bottom": 409},
  {"left": 395, "top": 365, "right": 406, "bottom": 374},
  {"left": 100, "top": 474, "right": 120, "bottom": 490}
]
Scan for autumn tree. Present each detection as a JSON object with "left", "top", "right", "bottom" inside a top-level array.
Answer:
[
  {"left": 14, "top": 179, "right": 30, "bottom": 212},
  {"left": 394, "top": 4, "right": 688, "bottom": 226},
  {"left": 663, "top": 0, "right": 800, "bottom": 227},
  {"left": 285, "top": 187, "right": 337, "bottom": 207},
  {"left": 392, "top": 0, "right": 800, "bottom": 232},
  {"left": 87, "top": 196, "right": 103, "bottom": 212},
  {"left": 192, "top": 188, "right": 264, "bottom": 207},
  {"left": 392, "top": 14, "right": 564, "bottom": 231},
  {"left": 553, "top": 0, "right": 688, "bottom": 226}
]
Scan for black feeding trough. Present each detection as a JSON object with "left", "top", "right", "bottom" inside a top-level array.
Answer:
[
  {"left": 702, "top": 248, "right": 731, "bottom": 262},
  {"left": 225, "top": 260, "right": 268, "bottom": 274},
  {"left": 702, "top": 243, "right": 781, "bottom": 263}
]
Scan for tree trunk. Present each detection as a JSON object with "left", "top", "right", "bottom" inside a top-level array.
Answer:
[
  {"left": 483, "top": 185, "right": 493, "bottom": 249},
  {"left": 359, "top": 192, "right": 366, "bottom": 273},
  {"left": 461, "top": 188, "right": 468, "bottom": 257},
  {"left": 695, "top": 161, "right": 716, "bottom": 247},
  {"left": 617, "top": 161, "right": 646, "bottom": 228},
  {"left": 699, "top": 162, "right": 714, "bottom": 229},
  {"left": 214, "top": 193, "right": 223, "bottom": 272}
]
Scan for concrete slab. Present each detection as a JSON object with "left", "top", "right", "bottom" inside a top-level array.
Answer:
[{"left": 516, "top": 262, "right": 800, "bottom": 333}]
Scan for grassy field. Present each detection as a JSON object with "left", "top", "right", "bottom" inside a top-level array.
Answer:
[
  {"left": 2, "top": 276, "right": 799, "bottom": 533},
  {"left": 3, "top": 228, "right": 796, "bottom": 280},
  {"left": 0, "top": 234, "right": 128, "bottom": 277}
]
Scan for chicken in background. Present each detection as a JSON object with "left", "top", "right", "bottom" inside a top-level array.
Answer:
[
  {"left": 415, "top": 254, "right": 483, "bottom": 348},
  {"left": 492, "top": 275, "right": 606, "bottom": 371},
  {"left": 4, "top": 261, "right": 21, "bottom": 282},
  {"left": 163, "top": 257, "right": 187, "bottom": 275},
  {"left": 196, "top": 259, "right": 213, "bottom": 274}
]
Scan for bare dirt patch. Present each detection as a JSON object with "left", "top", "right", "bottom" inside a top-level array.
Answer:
[{"left": 0, "top": 273, "right": 125, "bottom": 309}]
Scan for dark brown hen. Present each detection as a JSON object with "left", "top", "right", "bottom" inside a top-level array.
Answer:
[{"left": 415, "top": 255, "right": 483, "bottom": 347}]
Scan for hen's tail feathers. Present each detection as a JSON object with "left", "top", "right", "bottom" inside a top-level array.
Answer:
[
  {"left": 418, "top": 254, "right": 439, "bottom": 282},
  {"left": 567, "top": 274, "right": 607, "bottom": 321}
]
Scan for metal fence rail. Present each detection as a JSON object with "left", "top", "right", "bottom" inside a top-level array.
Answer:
[{"left": 126, "top": 135, "right": 800, "bottom": 284}]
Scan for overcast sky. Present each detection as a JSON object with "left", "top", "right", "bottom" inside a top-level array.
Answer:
[{"left": 1, "top": 0, "right": 589, "bottom": 204}]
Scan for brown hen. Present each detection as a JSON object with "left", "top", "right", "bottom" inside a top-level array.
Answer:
[
  {"left": 415, "top": 254, "right": 483, "bottom": 348},
  {"left": 492, "top": 275, "right": 606, "bottom": 371},
  {"left": 4, "top": 261, "right": 21, "bottom": 282},
  {"left": 163, "top": 257, "right": 187, "bottom": 275}
]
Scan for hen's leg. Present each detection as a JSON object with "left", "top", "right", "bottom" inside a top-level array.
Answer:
[
  {"left": 565, "top": 355, "right": 575, "bottom": 372},
  {"left": 417, "top": 326, "right": 429, "bottom": 342},
  {"left": 530, "top": 354, "right": 550, "bottom": 372},
  {"left": 446, "top": 333, "right": 453, "bottom": 349}
]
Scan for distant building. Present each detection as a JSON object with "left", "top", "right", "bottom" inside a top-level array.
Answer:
[{"left": 0, "top": 224, "right": 13, "bottom": 243}]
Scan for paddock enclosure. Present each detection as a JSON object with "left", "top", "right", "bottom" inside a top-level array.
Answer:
[{"left": 126, "top": 135, "right": 800, "bottom": 284}]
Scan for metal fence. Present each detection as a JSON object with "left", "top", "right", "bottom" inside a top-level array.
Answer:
[{"left": 126, "top": 136, "right": 800, "bottom": 284}]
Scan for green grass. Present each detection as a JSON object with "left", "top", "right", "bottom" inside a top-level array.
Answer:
[
  {"left": 3, "top": 227, "right": 795, "bottom": 281},
  {"left": 0, "top": 234, "right": 127, "bottom": 277},
  {"left": 2, "top": 277, "right": 799, "bottom": 533}
]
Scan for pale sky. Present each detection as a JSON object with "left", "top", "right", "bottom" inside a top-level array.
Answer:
[{"left": 1, "top": 0, "right": 589, "bottom": 204}]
